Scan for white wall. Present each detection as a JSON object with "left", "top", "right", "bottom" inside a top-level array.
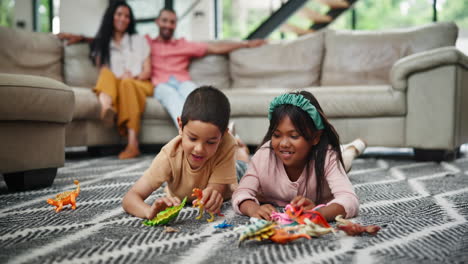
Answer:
[
  {"left": 175, "top": 0, "right": 215, "bottom": 41},
  {"left": 190, "top": 0, "right": 214, "bottom": 41},
  {"left": 457, "top": 28, "right": 468, "bottom": 55},
  {"left": 59, "top": 0, "right": 108, "bottom": 36},
  {"left": 14, "top": 0, "right": 33, "bottom": 31}
]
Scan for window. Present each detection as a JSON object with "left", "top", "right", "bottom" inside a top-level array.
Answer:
[
  {"left": 34, "top": 0, "right": 52, "bottom": 32},
  {"left": 127, "top": 0, "right": 164, "bottom": 38},
  {"left": 0, "top": 0, "right": 14, "bottom": 27},
  {"left": 438, "top": 0, "right": 468, "bottom": 28},
  {"left": 222, "top": 0, "right": 284, "bottom": 40}
]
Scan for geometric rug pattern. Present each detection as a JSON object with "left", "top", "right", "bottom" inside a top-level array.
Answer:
[{"left": 1, "top": 151, "right": 467, "bottom": 263}]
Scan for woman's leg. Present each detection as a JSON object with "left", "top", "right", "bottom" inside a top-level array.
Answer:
[
  {"left": 116, "top": 78, "right": 153, "bottom": 159},
  {"left": 94, "top": 67, "right": 119, "bottom": 126},
  {"left": 341, "top": 138, "right": 367, "bottom": 173}
]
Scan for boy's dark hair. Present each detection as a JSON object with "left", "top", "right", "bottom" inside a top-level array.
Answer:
[
  {"left": 260, "top": 91, "right": 344, "bottom": 204},
  {"left": 181, "top": 86, "right": 230, "bottom": 133}
]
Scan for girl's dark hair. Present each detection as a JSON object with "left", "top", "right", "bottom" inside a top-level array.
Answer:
[
  {"left": 90, "top": 1, "right": 136, "bottom": 66},
  {"left": 181, "top": 86, "right": 230, "bottom": 133},
  {"left": 259, "top": 91, "right": 344, "bottom": 203}
]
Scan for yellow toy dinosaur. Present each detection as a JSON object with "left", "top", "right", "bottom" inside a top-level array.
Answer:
[{"left": 47, "top": 180, "right": 80, "bottom": 213}]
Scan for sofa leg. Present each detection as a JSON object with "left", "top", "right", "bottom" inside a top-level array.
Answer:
[
  {"left": 2, "top": 168, "right": 57, "bottom": 191},
  {"left": 414, "top": 147, "right": 460, "bottom": 162},
  {"left": 87, "top": 145, "right": 122, "bottom": 157}
]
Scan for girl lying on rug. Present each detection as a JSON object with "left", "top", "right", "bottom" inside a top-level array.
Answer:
[{"left": 232, "top": 91, "right": 363, "bottom": 222}]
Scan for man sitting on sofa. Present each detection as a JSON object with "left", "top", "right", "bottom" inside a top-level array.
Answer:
[
  {"left": 147, "top": 8, "right": 265, "bottom": 126},
  {"left": 59, "top": 7, "right": 265, "bottom": 128}
]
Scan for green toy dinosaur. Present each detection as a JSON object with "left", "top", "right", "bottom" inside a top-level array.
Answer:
[{"left": 143, "top": 197, "right": 187, "bottom": 226}]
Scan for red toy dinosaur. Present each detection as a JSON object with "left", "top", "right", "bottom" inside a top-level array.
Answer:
[
  {"left": 285, "top": 204, "right": 331, "bottom": 227},
  {"left": 335, "top": 215, "right": 380, "bottom": 236},
  {"left": 191, "top": 188, "right": 223, "bottom": 222},
  {"left": 47, "top": 180, "right": 80, "bottom": 213}
]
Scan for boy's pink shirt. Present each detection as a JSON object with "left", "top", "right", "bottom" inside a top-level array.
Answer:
[
  {"left": 232, "top": 141, "right": 360, "bottom": 218},
  {"left": 145, "top": 36, "right": 208, "bottom": 86}
]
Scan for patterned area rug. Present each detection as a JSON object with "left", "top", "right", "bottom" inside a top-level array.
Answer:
[{"left": 1, "top": 148, "right": 467, "bottom": 264}]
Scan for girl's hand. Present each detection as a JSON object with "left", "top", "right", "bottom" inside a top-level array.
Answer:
[
  {"left": 290, "top": 195, "right": 316, "bottom": 210},
  {"left": 147, "top": 196, "right": 181, "bottom": 219},
  {"left": 196, "top": 188, "right": 223, "bottom": 214},
  {"left": 251, "top": 204, "right": 277, "bottom": 220}
]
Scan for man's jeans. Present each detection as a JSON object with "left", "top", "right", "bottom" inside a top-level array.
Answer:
[{"left": 154, "top": 76, "right": 198, "bottom": 127}]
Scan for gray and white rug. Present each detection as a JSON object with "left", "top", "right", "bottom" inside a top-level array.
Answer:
[{"left": 0, "top": 148, "right": 467, "bottom": 264}]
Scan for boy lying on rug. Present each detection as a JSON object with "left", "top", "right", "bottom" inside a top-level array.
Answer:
[
  {"left": 122, "top": 86, "right": 249, "bottom": 219},
  {"left": 122, "top": 87, "right": 364, "bottom": 221}
]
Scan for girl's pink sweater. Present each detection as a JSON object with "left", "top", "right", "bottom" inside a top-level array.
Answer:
[{"left": 232, "top": 142, "right": 359, "bottom": 218}]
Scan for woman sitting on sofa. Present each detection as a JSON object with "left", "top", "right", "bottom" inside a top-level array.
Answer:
[{"left": 89, "top": 0, "right": 152, "bottom": 159}]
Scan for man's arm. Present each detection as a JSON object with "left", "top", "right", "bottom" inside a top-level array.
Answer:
[
  {"left": 56, "top": 33, "right": 94, "bottom": 45},
  {"left": 205, "top": 39, "right": 266, "bottom": 55}
]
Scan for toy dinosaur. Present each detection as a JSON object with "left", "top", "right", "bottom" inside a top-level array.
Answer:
[
  {"left": 286, "top": 204, "right": 331, "bottom": 227},
  {"left": 164, "top": 226, "right": 179, "bottom": 233},
  {"left": 271, "top": 211, "right": 295, "bottom": 225},
  {"left": 335, "top": 215, "right": 381, "bottom": 236},
  {"left": 238, "top": 218, "right": 310, "bottom": 245},
  {"left": 191, "top": 188, "right": 223, "bottom": 222},
  {"left": 214, "top": 220, "right": 233, "bottom": 229},
  {"left": 143, "top": 197, "right": 187, "bottom": 226},
  {"left": 271, "top": 204, "right": 331, "bottom": 227},
  {"left": 298, "top": 218, "right": 336, "bottom": 237},
  {"left": 47, "top": 180, "right": 80, "bottom": 213},
  {"left": 238, "top": 218, "right": 277, "bottom": 245},
  {"left": 269, "top": 229, "right": 311, "bottom": 244}
]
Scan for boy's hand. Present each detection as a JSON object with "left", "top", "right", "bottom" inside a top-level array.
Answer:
[
  {"left": 196, "top": 188, "right": 223, "bottom": 214},
  {"left": 290, "top": 195, "right": 316, "bottom": 210},
  {"left": 146, "top": 196, "right": 181, "bottom": 220},
  {"left": 251, "top": 204, "right": 277, "bottom": 221}
]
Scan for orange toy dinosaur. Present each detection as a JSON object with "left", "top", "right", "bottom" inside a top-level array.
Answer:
[
  {"left": 191, "top": 188, "right": 223, "bottom": 222},
  {"left": 269, "top": 229, "right": 311, "bottom": 244},
  {"left": 47, "top": 180, "right": 80, "bottom": 213}
]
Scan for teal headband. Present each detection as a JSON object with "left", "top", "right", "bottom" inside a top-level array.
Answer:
[{"left": 268, "top": 94, "right": 325, "bottom": 130}]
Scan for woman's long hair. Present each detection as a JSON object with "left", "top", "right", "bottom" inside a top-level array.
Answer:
[
  {"left": 259, "top": 91, "right": 344, "bottom": 203},
  {"left": 90, "top": 1, "right": 136, "bottom": 66}
]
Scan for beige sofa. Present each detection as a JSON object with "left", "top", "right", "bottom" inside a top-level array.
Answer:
[{"left": 1, "top": 22, "right": 468, "bottom": 190}]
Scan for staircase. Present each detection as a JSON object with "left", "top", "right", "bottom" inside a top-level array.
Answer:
[{"left": 246, "top": 0, "right": 358, "bottom": 39}]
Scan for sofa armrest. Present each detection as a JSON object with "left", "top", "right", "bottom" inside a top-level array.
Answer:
[
  {"left": 0, "top": 73, "right": 75, "bottom": 123},
  {"left": 390, "top": 46, "right": 468, "bottom": 91},
  {"left": 402, "top": 49, "right": 468, "bottom": 150}
]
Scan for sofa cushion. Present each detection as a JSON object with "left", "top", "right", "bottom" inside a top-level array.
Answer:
[
  {"left": 321, "top": 22, "right": 458, "bottom": 86},
  {"left": 189, "top": 55, "right": 231, "bottom": 89},
  {"left": 64, "top": 43, "right": 100, "bottom": 88},
  {"left": 70, "top": 87, "right": 100, "bottom": 120},
  {"left": 0, "top": 73, "right": 74, "bottom": 123},
  {"left": 142, "top": 97, "right": 172, "bottom": 120},
  {"left": 229, "top": 32, "right": 324, "bottom": 89},
  {"left": 225, "top": 86, "right": 405, "bottom": 118},
  {"left": 0, "top": 27, "right": 63, "bottom": 82},
  {"left": 71, "top": 86, "right": 171, "bottom": 121}
]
